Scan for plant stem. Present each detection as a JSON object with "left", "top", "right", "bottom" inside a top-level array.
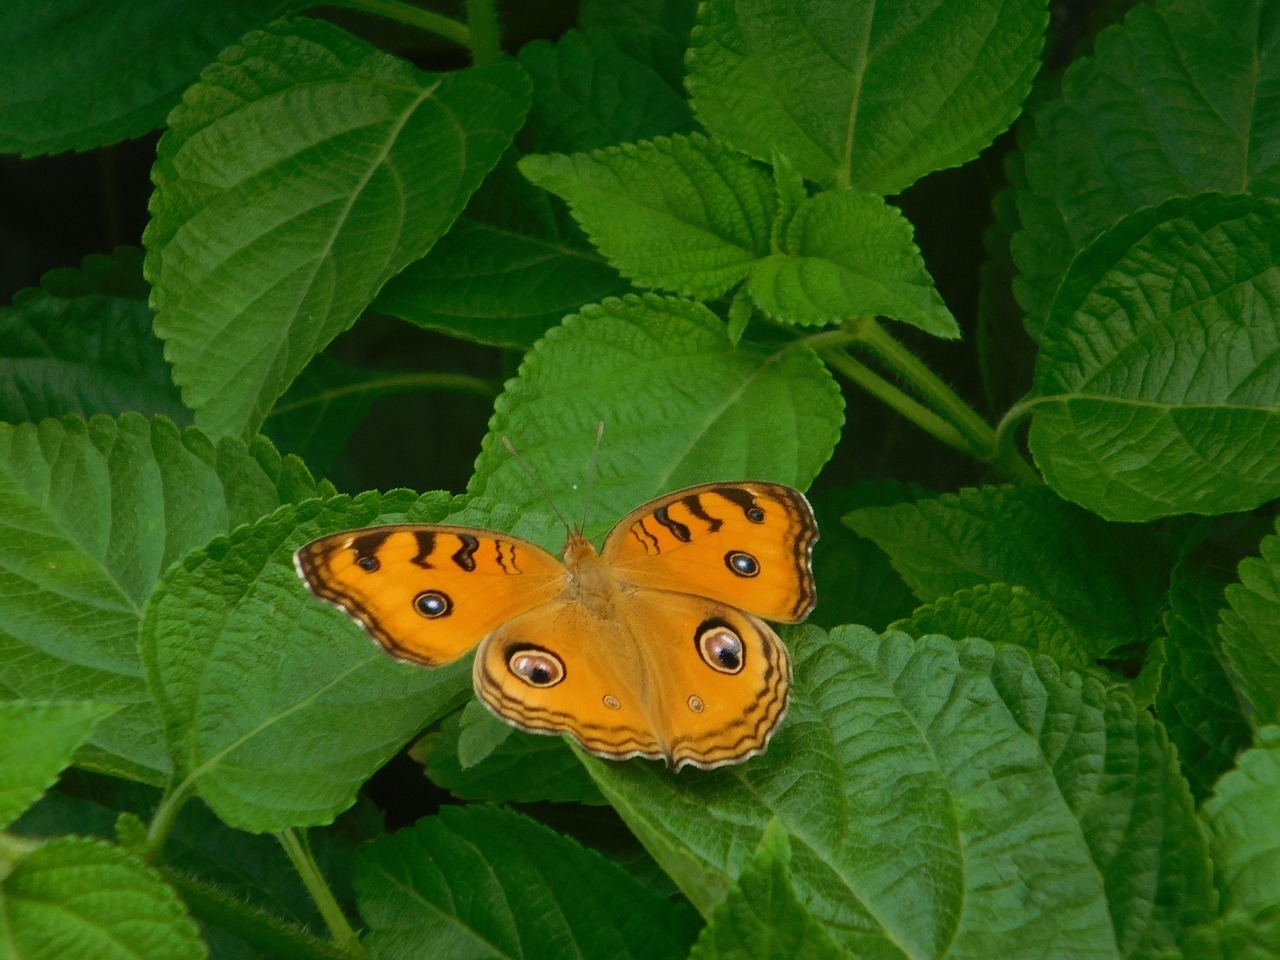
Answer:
[
  {"left": 821, "top": 347, "right": 975, "bottom": 454},
  {"left": 465, "top": 0, "right": 502, "bottom": 65},
  {"left": 856, "top": 318, "right": 994, "bottom": 453},
  {"left": 327, "top": 0, "right": 470, "bottom": 48},
  {"left": 277, "top": 828, "right": 365, "bottom": 955},
  {"left": 163, "top": 868, "right": 358, "bottom": 960},
  {"left": 145, "top": 780, "right": 194, "bottom": 856}
]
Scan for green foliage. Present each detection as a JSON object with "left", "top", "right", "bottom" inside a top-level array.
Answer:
[
  {"left": 354, "top": 806, "right": 701, "bottom": 959},
  {"left": 2, "top": 0, "right": 1278, "bottom": 958}
]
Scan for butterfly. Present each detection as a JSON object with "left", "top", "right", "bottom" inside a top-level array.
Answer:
[{"left": 294, "top": 481, "right": 818, "bottom": 770}]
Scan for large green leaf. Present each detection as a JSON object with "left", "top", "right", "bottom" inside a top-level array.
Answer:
[
  {"left": 0, "top": 0, "right": 301, "bottom": 155},
  {"left": 845, "top": 484, "right": 1169, "bottom": 652},
  {"left": 0, "top": 414, "right": 328, "bottom": 785},
  {"left": 354, "top": 806, "right": 701, "bottom": 960},
  {"left": 0, "top": 701, "right": 118, "bottom": 829},
  {"left": 1219, "top": 517, "right": 1280, "bottom": 728},
  {"left": 469, "top": 294, "right": 843, "bottom": 534},
  {"left": 145, "top": 18, "right": 529, "bottom": 437},
  {"left": 0, "top": 835, "right": 206, "bottom": 960},
  {"left": 1027, "top": 195, "right": 1280, "bottom": 521},
  {"left": 584, "top": 626, "right": 1213, "bottom": 957},
  {"left": 685, "top": 0, "right": 1047, "bottom": 193},
  {"left": 1012, "top": 0, "right": 1280, "bottom": 326},
  {"left": 0, "top": 248, "right": 188, "bottom": 425}
]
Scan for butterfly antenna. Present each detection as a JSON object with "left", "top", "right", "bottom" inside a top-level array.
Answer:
[
  {"left": 580, "top": 421, "right": 605, "bottom": 531},
  {"left": 501, "top": 435, "right": 573, "bottom": 533}
]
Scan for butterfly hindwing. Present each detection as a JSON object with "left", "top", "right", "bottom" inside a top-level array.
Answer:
[
  {"left": 472, "top": 587, "right": 790, "bottom": 770},
  {"left": 600, "top": 482, "right": 818, "bottom": 623},
  {"left": 294, "top": 525, "right": 565, "bottom": 666}
]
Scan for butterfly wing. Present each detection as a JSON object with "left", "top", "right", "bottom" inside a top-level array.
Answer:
[
  {"left": 294, "top": 525, "right": 566, "bottom": 666},
  {"left": 472, "top": 586, "right": 791, "bottom": 770},
  {"left": 599, "top": 482, "right": 818, "bottom": 623}
]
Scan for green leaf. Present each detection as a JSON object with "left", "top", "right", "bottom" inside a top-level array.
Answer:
[
  {"left": 519, "top": 133, "right": 777, "bottom": 300},
  {"left": 845, "top": 484, "right": 1169, "bottom": 652},
  {"left": 893, "top": 582, "right": 1122, "bottom": 683},
  {"left": 373, "top": 209, "right": 630, "bottom": 349},
  {"left": 0, "top": 0, "right": 301, "bottom": 156},
  {"left": 1196, "top": 726, "right": 1280, "bottom": 956},
  {"left": 689, "top": 820, "right": 849, "bottom": 960},
  {"left": 1219, "top": 517, "right": 1280, "bottom": 728},
  {"left": 0, "top": 835, "right": 206, "bottom": 960},
  {"left": 353, "top": 806, "right": 701, "bottom": 960},
  {"left": 145, "top": 18, "right": 530, "bottom": 437},
  {"left": 519, "top": 28, "right": 695, "bottom": 153},
  {"left": 1027, "top": 195, "right": 1280, "bottom": 521},
  {"left": 587, "top": 627, "right": 1169, "bottom": 957},
  {"left": 1012, "top": 0, "right": 1280, "bottom": 326},
  {"left": 1157, "top": 555, "right": 1252, "bottom": 801},
  {"left": 685, "top": 0, "right": 1047, "bottom": 193},
  {"left": 807, "top": 481, "right": 921, "bottom": 632},
  {"left": 261, "top": 353, "right": 397, "bottom": 476},
  {"left": 469, "top": 294, "right": 843, "bottom": 533},
  {"left": 0, "top": 248, "right": 188, "bottom": 425},
  {"left": 139, "top": 490, "right": 486, "bottom": 831},
  {"left": 747, "top": 189, "right": 959, "bottom": 335},
  {"left": 416, "top": 704, "right": 606, "bottom": 805},
  {"left": 0, "top": 414, "right": 329, "bottom": 786},
  {"left": 0, "top": 701, "right": 118, "bottom": 829}
]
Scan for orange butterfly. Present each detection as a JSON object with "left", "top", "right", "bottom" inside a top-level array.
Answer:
[{"left": 294, "top": 482, "right": 818, "bottom": 770}]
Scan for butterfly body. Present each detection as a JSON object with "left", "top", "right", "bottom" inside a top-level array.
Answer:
[{"left": 295, "top": 482, "right": 817, "bottom": 770}]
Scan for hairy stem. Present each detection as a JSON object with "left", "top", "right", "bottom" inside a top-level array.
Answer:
[
  {"left": 808, "top": 320, "right": 1040, "bottom": 482},
  {"left": 277, "top": 828, "right": 364, "bottom": 954},
  {"left": 164, "top": 869, "right": 360, "bottom": 960}
]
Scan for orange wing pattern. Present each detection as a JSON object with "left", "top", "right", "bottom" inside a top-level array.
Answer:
[
  {"left": 294, "top": 525, "right": 566, "bottom": 666},
  {"left": 600, "top": 482, "right": 818, "bottom": 623}
]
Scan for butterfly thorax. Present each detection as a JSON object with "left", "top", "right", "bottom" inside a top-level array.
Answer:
[{"left": 561, "top": 531, "right": 621, "bottom": 614}]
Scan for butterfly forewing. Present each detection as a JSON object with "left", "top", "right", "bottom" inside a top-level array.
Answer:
[
  {"left": 600, "top": 482, "right": 818, "bottom": 623},
  {"left": 294, "top": 525, "right": 566, "bottom": 666}
]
